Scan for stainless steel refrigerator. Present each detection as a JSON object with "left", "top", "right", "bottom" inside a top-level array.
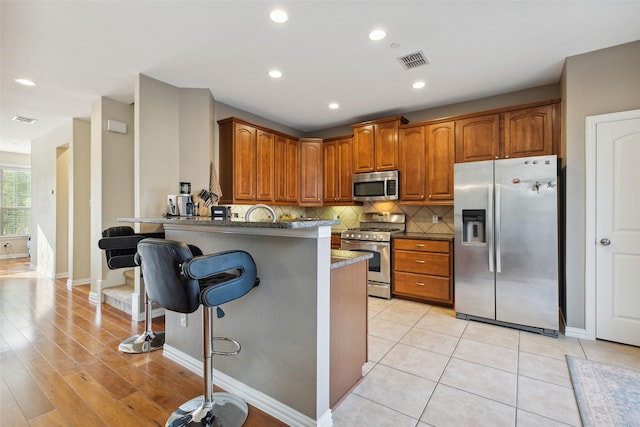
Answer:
[{"left": 454, "top": 155, "right": 559, "bottom": 336}]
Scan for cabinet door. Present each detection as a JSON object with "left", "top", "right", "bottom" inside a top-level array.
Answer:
[
  {"left": 427, "top": 122, "right": 455, "bottom": 201},
  {"left": 256, "top": 129, "right": 274, "bottom": 201},
  {"left": 323, "top": 141, "right": 338, "bottom": 203},
  {"left": 336, "top": 137, "right": 353, "bottom": 202},
  {"left": 375, "top": 121, "right": 400, "bottom": 171},
  {"left": 353, "top": 125, "right": 375, "bottom": 173},
  {"left": 233, "top": 123, "right": 256, "bottom": 201},
  {"left": 504, "top": 105, "right": 553, "bottom": 158},
  {"left": 275, "top": 136, "right": 299, "bottom": 204},
  {"left": 455, "top": 114, "right": 499, "bottom": 163},
  {"left": 399, "top": 126, "right": 427, "bottom": 202},
  {"left": 300, "top": 140, "right": 323, "bottom": 205}
]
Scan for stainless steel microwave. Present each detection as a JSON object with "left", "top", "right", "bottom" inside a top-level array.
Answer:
[{"left": 352, "top": 170, "right": 399, "bottom": 202}]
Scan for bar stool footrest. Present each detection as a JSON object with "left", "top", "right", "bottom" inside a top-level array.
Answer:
[{"left": 211, "top": 337, "right": 241, "bottom": 356}]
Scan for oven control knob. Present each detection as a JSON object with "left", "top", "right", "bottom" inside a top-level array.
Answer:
[
  {"left": 363, "top": 234, "right": 369, "bottom": 240},
  {"left": 357, "top": 234, "right": 362, "bottom": 239}
]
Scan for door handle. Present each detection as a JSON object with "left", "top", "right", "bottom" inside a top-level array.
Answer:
[{"left": 600, "top": 238, "right": 611, "bottom": 246}]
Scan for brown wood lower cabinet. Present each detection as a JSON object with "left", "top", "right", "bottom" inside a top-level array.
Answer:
[
  {"left": 392, "top": 238, "right": 453, "bottom": 306},
  {"left": 330, "top": 259, "right": 367, "bottom": 408}
]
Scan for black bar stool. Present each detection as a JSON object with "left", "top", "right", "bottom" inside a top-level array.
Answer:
[
  {"left": 136, "top": 238, "right": 260, "bottom": 427},
  {"left": 98, "top": 226, "right": 182, "bottom": 353}
]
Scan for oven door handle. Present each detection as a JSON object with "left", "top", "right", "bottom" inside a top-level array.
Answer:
[{"left": 341, "top": 240, "right": 389, "bottom": 248}]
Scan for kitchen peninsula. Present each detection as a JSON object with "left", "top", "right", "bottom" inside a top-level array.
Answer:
[{"left": 119, "top": 216, "right": 370, "bottom": 427}]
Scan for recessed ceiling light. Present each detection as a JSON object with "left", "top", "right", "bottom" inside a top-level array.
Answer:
[
  {"left": 329, "top": 103, "right": 340, "bottom": 110},
  {"left": 14, "top": 78, "right": 36, "bottom": 86},
  {"left": 270, "top": 9, "right": 288, "bottom": 23},
  {"left": 412, "top": 81, "right": 426, "bottom": 89},
  {"left": 369, "top": 29, "right": 386, "bottom": 41},
  {"left": 268, "top": 70, "right": 282, "bottom": 78}
]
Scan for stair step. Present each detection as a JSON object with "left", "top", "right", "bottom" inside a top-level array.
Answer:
[{"left": 103, "top": 284, "right": 133, "bottom": 315}]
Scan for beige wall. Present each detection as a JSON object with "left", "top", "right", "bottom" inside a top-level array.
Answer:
[
  {"left": 69, "top": 118, "right": 91, "bottom": 284},
  {"left": 562, "top": 40, "right": 640, "bottom": 329},
  {"left": 135, "top": 74, "right": 180, "bottom": 230},
  {"left": 178, "top": 88, "right": 215, "bottom": 205},
  {"left": 31, "top": 122, "right": 73, "bottom": 277},
  {"left": 90, "top": 97, "right": 135, "bottom": 296},
  {"left": 55, "top": 146, "right": 69, "bottom": 276}
]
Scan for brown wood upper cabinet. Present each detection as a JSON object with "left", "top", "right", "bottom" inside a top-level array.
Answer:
[
  {"left": 324, "top": 136, "right": 353, "bottom": 204},
  {"left": 455, "top": 102, "right": 558, "bottom": 163},
  {"left": 399, "top": 121, "right": 455, "bottom": 204},
  {"left": 274, "top": 135, "right": 299, "bottom": 205},
  {"left": 455, "top": 114, "right": 500, "bottom": 163},
  {"left": 503, "top": 104, "right": 554, "bottom": 158},
  {"left": 218, "top": 117, "right": 289, "bottom": 204},
  {"left": 352, "top": 116, "right": 408, "bottom": 173},
  {"left": 299, "top": 138, "right": 323, "bottom": 206}
]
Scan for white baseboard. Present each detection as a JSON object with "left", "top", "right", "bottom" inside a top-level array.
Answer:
[
  {"left": 163, "top": 345, "right": 332, "bottom": 427},
  {"left": 55, "top": 271, "right": 68, "bottom": 279},
  {"left": 66, "top": 277, "right": 90, "bottom": 289},
  {"left": 0, "top": 252, "right": 29, "bottom": 260},
  {"left": 89, "top": 291, "right": 102, "bottom": 305},
  {"left": 565, "top": 326, "right": 589, "bottom": 340}
]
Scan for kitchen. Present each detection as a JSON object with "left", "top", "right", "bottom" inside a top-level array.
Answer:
[{"left": 5, "top": 2, "right": 640, "bottom": 426}]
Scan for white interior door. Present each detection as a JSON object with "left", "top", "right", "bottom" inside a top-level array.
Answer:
[{"left": 594, "top": 113, "right": 640, "bottom": 346}]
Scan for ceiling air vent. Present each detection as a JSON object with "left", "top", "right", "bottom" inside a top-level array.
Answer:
[
  {"left": 12, "top": 115, "right": 37, "bottom": 124},
  {"left": 397, "top": 51, "right": 429, "bottom": 70}
]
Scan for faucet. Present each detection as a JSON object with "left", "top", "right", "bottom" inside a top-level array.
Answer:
[{"left": 244, "top": 204, "right": 276, "bottom": 223}]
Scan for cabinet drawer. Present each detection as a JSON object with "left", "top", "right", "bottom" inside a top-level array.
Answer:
[
  {"left": 394, "top": 250, "right": 449, "bottom": 276},
  {"left": 393, "top": 239, "right": 449, "bottom": 253},
  {"left": 393, "top": 271, "right": 451, "bottom": 302}
]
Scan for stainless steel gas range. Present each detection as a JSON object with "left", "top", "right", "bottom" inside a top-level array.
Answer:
[{"left": 341, "top": 213, "right": 406, "bottom": 299}]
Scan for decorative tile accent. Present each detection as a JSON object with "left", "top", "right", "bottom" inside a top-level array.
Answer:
[{"left": 220, "top": 201, "right": 453, "bottom": 232}]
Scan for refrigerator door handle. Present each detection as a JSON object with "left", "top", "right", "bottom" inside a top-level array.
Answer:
[
  {"left": 495, "top": 184, "right": 502, "bottom": 273},
  {"left": 488, "top": 184, "right": 494, "bottom": 273}
]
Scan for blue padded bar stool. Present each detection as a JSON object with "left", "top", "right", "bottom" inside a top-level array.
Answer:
[
  {"left": 98, "top": 226, "right": 195, "bottom": 354},
  {"left": 136, "top": 238, "right": 260, "bottom": 427}
]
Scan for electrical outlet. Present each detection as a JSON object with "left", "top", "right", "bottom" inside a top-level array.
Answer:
[
  {"left": 432, "top": 215, "right": 439, "bottom": 223},
  {"left": 180, "top": 313, "right": 188, "bottom": 327}
]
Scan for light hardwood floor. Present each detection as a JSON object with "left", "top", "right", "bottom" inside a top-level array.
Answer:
[{"left": 0, "top": 258, "right": 287, "bottom": 426}]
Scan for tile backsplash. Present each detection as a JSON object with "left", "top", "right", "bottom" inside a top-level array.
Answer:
[{"left": 226, "top": 202, "right": 453, "bottom": 234}]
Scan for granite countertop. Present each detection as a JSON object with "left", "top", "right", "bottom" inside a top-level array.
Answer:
[
  {"left": 119, "top": 216, "right": 340, "bottom": 229},
  {"left": 393, "top": 232, "right": 454, "bottom": 241},
  {"left": 330, "top": 250, "right": 373, "bottom": 270}
]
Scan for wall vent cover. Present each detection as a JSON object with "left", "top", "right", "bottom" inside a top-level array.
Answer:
[
  {"left": 12, "top": 115, "right": 37, "bottom": 124},
  {"left": 397, "top": 51, "right": 429, "bottom": 70}
]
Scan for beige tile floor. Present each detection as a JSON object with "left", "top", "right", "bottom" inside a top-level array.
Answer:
[{"left": 332, "top": 297, "right": 640, "bottom": 427}]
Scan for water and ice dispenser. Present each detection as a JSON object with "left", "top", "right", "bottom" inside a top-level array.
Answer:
[{"left": 462, "top": 210, "right": 486, "bottom": 245}]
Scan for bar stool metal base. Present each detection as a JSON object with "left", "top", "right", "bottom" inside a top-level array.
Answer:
[
  {"left": 165, "top": 392, "right": 248, "bottom": 427},
  {"left": 118, "top": 331, "right": 165, "bottom": 354}
]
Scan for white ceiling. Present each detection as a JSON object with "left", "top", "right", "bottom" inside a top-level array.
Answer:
[{"left": 2, "top": 1, "right": 640, "bottom": 155}]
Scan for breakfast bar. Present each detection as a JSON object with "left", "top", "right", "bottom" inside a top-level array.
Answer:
[{"left": 119, "top": 217, "right": 371, "bottom": 427}]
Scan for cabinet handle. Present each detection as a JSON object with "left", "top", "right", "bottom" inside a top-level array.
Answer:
[
  {"left": 416, "top": 282, "right": 425, "bottom": 286},
  {"left": 429, "top": 195, "right": 432, "bottom": 199},
  {"left": 415, "top": 260, "right": 425, "bottom": 264},
  {"left": 415, "top": 244, "right": 425, "bottom": 247}
]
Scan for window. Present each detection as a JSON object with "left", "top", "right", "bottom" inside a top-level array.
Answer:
[{"left": 1, "top": 167, "right": 31, "bottom": 236}]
